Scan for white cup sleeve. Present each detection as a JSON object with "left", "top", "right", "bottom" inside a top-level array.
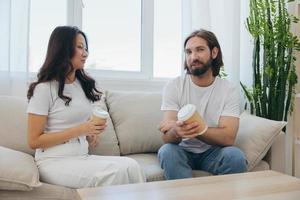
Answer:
[{"left": 198, "top": 125, "right": 208, "bottom": 136}]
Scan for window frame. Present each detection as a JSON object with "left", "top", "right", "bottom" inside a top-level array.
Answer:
[{"left": 68, "top": 0, "right": 157, "bottom": 80}]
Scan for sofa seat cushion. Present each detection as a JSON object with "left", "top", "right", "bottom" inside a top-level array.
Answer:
[
  {"left": 126, "top": 154, "right": 165, "bottom": 182},
  {"left": 0, "top": 146, "right": 41, "bottom": 191},
  {"left": 127, "top": 153, "right": 270, "bottom": 182},
  {"left": 0, "top": 182, "right": 80, "bottom": 200}
]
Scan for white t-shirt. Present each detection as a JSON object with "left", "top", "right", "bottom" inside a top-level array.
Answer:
[
  {"left": 161, "top": 74, "right": 240, "bottom": 153},
  {"left": 27, "top": 79, "right": 93, "bottom": 160}
]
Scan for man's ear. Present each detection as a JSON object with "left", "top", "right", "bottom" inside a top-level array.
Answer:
[{"left": 211, "top": 47, "right": 219, "bottom": 59}]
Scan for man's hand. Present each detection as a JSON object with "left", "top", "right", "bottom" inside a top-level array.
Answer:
[
  {"left": 158, "top": 120, "right": 176, "bottom": 134},
  {"left": 175, "top": 121, "right": 203, "bottom": 138},
  {"left": 159, "top": 119, "right": 204, "bottom": 140}
]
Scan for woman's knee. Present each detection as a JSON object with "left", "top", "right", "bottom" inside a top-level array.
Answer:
[
  {"left": 118, "top": 157, "right": 145, "bottom": 182},
  {"left": 121, "top": 157, "right": 141, "bottom": 171}
]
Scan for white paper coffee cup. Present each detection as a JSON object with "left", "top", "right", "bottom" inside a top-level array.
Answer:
[{"left": 92, "top": 107, "right": 109, "bottom": 125}]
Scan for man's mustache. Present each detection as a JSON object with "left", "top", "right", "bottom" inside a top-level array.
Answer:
[{"left": 191, "top": 59, "right": 204, "bottom": 66}]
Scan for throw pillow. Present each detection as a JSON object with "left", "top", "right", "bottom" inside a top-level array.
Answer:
[
  {"left": 106, "top": 91, "right": 164, "bottom": 155},
  {"left": 0, "top": 146, "right": 42, "bottom": 191},
  {"left": 0, "top": 96, "right": 34, "bottom": 155},
  {"left": 235, "top": 112, "right": 287, "bottom": 171}
]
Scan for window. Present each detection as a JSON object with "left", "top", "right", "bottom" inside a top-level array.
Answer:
[
  {"left": 29, "top": 0, "right": 67, "bottom": 72},
  {"left": 153, "top": 0, "right": 182, "bottom": 78},
  {"left": 82, "top": 0, "right": 141, "bottom": 72},
  {"left": 27, "top": 0, "right": 182, "bottom": 79}
]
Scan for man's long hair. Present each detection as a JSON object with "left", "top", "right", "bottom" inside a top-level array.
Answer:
[
  {"left": 184, "top": 29, "right": 224, "bottom": 77},
  {"left": 27, "top": 26, "right": 101, "bottom": 105}
]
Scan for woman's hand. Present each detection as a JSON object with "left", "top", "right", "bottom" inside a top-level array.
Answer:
[
  {"left": 78, "top": 119, "right": 107, "bottom": 136},
  {"left": 28, "top": 114, "right": 107, "bottom": 149},
  {"left": 87, "top": 134, "right": 98, "bottom": 148}
]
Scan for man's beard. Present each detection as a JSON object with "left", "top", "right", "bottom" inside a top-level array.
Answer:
[{"left": 188, "top": 59, "right": 212, "bottom": 76}]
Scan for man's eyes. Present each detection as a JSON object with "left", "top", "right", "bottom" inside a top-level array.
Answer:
[
  {"left": 185, "top": 48, "right": 205, "bottom": 54},
  {"left": 196, "top": 48, "right": 205, "bottom": 51}
]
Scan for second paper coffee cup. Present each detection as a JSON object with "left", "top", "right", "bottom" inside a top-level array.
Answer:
[{"left": 177, "top": 104, "right": 207, "bottom": 135}]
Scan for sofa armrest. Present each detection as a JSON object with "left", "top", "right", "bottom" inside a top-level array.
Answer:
[{"left": 267, "top": 131, "right": 286, "bottom": 172}]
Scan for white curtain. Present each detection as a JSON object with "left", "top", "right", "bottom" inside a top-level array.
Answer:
[
  {"left": 0, "top": 0, "right": 253, "bottom": 97},
  {"left": 182, "top": 0, "right": 252, "bottom": 86},
  {"left": 0, "top": 0, "right": 30, "bottom": 97}
]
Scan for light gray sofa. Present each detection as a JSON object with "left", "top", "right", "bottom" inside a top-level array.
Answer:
[{"left": 0, "top": 91, "right": 286, "bottom": 199}]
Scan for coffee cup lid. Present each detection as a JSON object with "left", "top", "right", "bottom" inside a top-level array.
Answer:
[
  {"left": 93, "top": 107, "right": 109, "bottom": 119},
  {"left": 177, "top": 104, "right": 196, "bottom": 121}
]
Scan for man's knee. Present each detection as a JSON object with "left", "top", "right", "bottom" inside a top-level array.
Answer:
[
  {"left": 158, "top": 143, "right": 184, "bottom": 166},
  {"left": 158, "top": 143, "right": 176, "bottom": 159},
  {"left": 221, "top": 146, "right": 247, "bottom": 173},
  {"left": 158, "top": 143, "right": 192, "bottom": 179}
]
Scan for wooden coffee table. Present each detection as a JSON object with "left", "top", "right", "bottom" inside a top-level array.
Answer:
[{"left": 77, "top": 170, "right": 300, "bottom": 200}]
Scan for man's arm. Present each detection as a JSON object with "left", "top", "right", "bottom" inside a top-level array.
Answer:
[
  {"left": 197, "top": 116, "right": 239, "bottom": 146},
  {"left": 158, "top": 111, "right": 182, "bottom": 144},
  {"left": 159, "top": 111, "right": 239, "bottom": 146}
]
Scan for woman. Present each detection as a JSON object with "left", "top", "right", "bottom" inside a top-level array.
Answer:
[{"left": 27, "top": 26, "right": 145, "bottom": 188}]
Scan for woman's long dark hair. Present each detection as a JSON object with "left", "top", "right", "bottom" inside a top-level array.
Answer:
[{"left": 27, "top": 26, "right": 101, "bottom": 105}]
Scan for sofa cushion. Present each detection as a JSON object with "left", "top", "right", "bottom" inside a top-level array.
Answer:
[
  {"left": 126, "top": 153, "right": 165, "bottom": 182},
  {"left": 0, "top": 146, "right": 42, "bottom": 191},
  {"left": 89, "top": 94, "right": 120, "bottom": 156},
  {"left": 127, "top": 153, "right": 269, "bottom": 182},
  {"left": 250, "top": 160, "right": 270, "bottom": 171},
  {"left": 0, "top": 96, "right": 34, "bottom": 155},
  {"left": 0, "top": 94, "right": 120, "bottom": 157},
  {"left": 0, "top": 182, "right": 80, "bottom": 200},
  {"left": 235, "top": 112, "right": 287, "bottom": 171},
  {"left": 127, "top": 154, "right": 212, "bottom": 181},
  {"left": 106, "top": 91, "right": 164, "bottom": 155}
]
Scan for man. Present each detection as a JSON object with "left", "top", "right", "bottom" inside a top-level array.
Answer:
[{"left": 158, "top": 29, "right": 247, "bottom": 180}]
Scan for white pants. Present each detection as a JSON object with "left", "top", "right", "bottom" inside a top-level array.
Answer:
[{"left": 36, "top": 155, "right": 146, "bottom": 189}]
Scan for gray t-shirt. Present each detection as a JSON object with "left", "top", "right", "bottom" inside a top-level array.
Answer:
[
  {"left": 27, "top": 79, "right": 92, "bottom": 160},
  {"left": 161, "top": 74, "right": 240, "bottom": 153}
]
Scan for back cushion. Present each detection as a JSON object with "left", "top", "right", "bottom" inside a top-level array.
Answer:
[
  {"left": 0, "top": 95, "right": 120, "bottom": 157},
  {"left": 0, "top": 96, "right": 34, "bottom": 155},
  {"left": 106, "top": 91, "right": 164, "bottom": 155}
]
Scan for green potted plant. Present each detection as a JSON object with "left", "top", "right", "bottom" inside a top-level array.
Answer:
[{"left": 241, "top": 0, "right": 300, "bottom": 123}]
